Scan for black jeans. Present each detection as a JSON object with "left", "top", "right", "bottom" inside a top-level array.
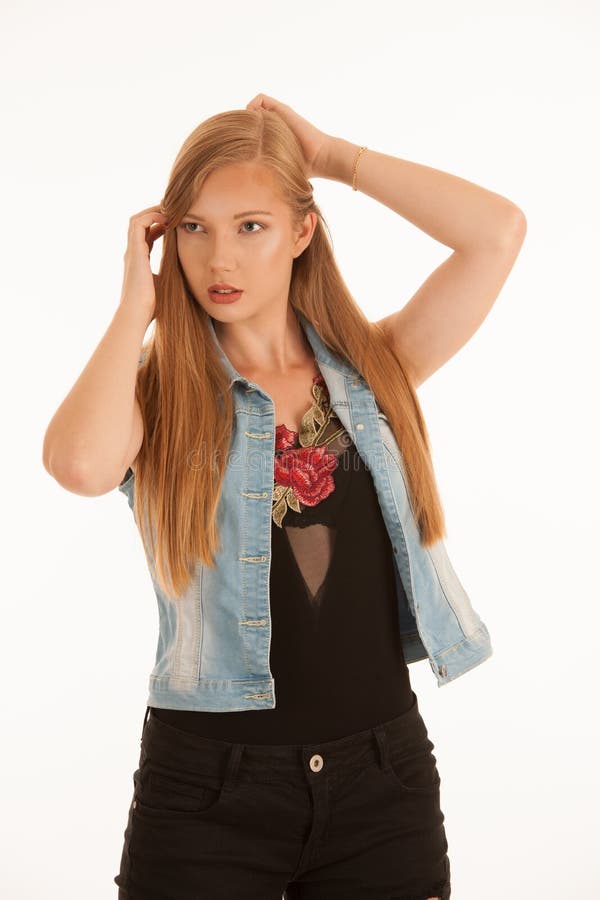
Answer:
[{"left": 114, "top": 689, "right": 451, "bottom": 899}]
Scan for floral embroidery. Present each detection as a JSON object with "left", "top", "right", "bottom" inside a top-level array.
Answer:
[{"left": 272, "top": 373, "right": 346, "bottom": 528}]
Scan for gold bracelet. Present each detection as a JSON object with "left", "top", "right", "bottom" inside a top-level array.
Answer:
[{"left": 352, "top": 145, "right": 368, "bottom": 191}]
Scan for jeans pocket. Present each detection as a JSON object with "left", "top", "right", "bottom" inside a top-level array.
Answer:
[
  {"left": 114, "top": 768, "right": 142, "bottom": 893},
  {"left": 384, "top": 737, "right": 442, "bottom": 794},
  {"left": 133, "top": 766, "right": 225, "bottom": 820}
]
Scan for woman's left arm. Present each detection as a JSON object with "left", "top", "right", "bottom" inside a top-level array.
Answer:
[{"left": 321, "top": 138, "right": 527, "bottom": 389}]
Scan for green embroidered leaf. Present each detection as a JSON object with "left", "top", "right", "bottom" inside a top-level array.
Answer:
[
  {"left": 287, "top": 491, "right": 302, "bottom": 513},
  {"left": 272, "top": 495, "right": 288, "bottom": 528}
]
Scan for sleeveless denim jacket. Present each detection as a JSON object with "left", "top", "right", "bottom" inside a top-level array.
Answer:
[{"left": 118, "top": 312, "right": 493, "bottom": 711}]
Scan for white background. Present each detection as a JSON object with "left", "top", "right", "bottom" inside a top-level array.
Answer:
[{"left": 3, "top": 0, "right": 599, "bottom": 897}]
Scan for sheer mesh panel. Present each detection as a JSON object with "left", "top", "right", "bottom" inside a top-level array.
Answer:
[{"left": 274, "top": 408, "right": 354, "bottom": 623}]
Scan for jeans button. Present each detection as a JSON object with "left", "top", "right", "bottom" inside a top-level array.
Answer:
[{"left": 309, "top": 754, "right": 324, "bottom": 772}]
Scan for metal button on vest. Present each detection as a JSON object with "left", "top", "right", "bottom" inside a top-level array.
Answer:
[{"left": 309, "top": 753, "right": 324, "bottom": 772}]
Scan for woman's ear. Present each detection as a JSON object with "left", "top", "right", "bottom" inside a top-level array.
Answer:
[{"left": 294, "top": 211, "right": 318, "bottom": 257}]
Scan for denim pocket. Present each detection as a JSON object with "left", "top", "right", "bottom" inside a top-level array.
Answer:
[
  {"left": 113, "top": 768, "right": 143, "bottom": 893},
  {"left": 133, "top": 766, "right": 224, "bottom": 819},
  {"left": 384, "top": 736, "right": 442, "bottom": 794}
]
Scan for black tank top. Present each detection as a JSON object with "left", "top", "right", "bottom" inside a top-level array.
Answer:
[{"left": 152, "top": 372, "right": 414, "bottom": 743}]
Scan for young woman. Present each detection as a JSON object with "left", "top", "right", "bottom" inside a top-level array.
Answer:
[{"left": 43, "top": 94, "right": 526, "bottom": 900}]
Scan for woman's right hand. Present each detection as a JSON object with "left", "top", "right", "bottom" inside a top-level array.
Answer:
[{"left": 119, "top": 204, "right": 169, "bottom": 327}]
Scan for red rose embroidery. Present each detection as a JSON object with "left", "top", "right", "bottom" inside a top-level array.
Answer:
[
  {"left": 275, "top": 424, "right": 297, "bottom": 451},
  {"left": 271, "top": 370, "right": 345, "bottom": 526},
  {"left": 274, "top": 444, "right": 338, "bottom": 507}
]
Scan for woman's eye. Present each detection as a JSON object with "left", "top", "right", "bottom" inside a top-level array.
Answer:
[
  {"left": 180, "top": 221, "right": 263, "bottom": 234},
  {"left": 241, "top": 221, "right": 263, "bottom": 233}
]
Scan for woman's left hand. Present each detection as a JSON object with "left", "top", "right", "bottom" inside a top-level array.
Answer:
[{"left": 245, "top": 94, "right": 334, "bottom": 179}]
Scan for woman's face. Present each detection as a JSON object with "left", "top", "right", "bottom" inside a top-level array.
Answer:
[{"left": 176, "top": 162, "right": 315, "bottom": 322}]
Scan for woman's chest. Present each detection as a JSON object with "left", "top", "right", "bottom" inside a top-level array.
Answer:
[{"left": 248, "top": 365, "right": 324, "bottom": 434}]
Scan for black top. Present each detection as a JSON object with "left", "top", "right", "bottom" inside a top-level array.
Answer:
[{"left": 152, "top": 372, "right": 414, "bottom": 744}]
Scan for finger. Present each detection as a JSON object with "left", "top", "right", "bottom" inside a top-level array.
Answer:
[
  {"left": 133, "top": 221, "right": 166, "bottom": 253},
  {"left": 128, "top": 212, "right": 169, "bottom": 234},
  {"left": 247, "top": 93, "right": 280, "bottom": 110},
  {"left": 145, "top": 222, "right": 166, "bottom": 244},
  {"left": 130, "top": 209, "right": 169, "bottom": 225},
  {"left": 144, "top": 226, "right": 164, "bottom": 250},
  {"left": 132, "top": 210, "right": 169, "bottom": 221},
  {"left": 246, "top": 93, "right": 265, "bottom": 107}
]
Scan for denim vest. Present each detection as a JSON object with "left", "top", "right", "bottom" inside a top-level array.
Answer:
[{"left": 118, "top": 313, "right": 492, "bottom": 711}]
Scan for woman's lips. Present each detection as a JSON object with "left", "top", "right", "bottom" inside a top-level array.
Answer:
[{"left": 208, "top": 290, "right": 243, "bottom": 304}]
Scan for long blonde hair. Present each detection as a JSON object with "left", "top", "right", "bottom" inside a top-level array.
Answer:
[{"left": 132, "top": 108, "right": 447, "bottom": 599}]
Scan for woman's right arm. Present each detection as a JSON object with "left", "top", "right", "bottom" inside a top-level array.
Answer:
[{"left": 42, "top": 205, "right": 168, "bottom": 496}]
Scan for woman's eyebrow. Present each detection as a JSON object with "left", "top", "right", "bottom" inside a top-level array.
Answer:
[{"left": 183, "top": 210, "right": 274, "bottom": 221}]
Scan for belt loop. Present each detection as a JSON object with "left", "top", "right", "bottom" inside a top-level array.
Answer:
[
  {"left": 373, "top": 724, "right": 392, "bottom": 775},
  {"left": 221, "top": 743, "right": 245, "bottom": 793}
]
